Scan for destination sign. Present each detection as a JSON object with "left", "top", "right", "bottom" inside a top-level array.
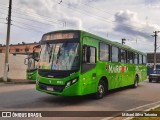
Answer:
[{"left": 42, "top": 32, "right": 78, "bottom": 41}]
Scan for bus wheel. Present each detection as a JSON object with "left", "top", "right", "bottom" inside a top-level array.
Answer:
[
  {"left": 94, "top": 80, "right": 107, "bottom": 99},
  {"left": 132, "top": 76, "right": 138, "bottom": 88}
]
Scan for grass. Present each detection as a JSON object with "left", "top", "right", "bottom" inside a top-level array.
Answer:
[{"left": 132, "top": 107, "right": 160, "bottom": 120}]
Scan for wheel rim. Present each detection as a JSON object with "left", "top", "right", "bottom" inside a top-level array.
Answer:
[
  {"left": 135, "top": 77, "right": 138, "bottom": 87},
  {"left": 98, "top": 84, "right": 104, "bottom": 96},
  {"left": 135, "top": 81, "right": 138, "bottom": 87}
]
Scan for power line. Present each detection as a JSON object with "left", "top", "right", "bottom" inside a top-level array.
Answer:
[
  {"left": 0, "top": 0, "right": 125, "bottom": 26},
  {"left": 12, "top": 10, "right": 63, "bottom": 26},
  {"left": 0, "top": 2, "right": 77, "bottom": 28},
  {"left": 125, "top": 40, "right": 153, "bottom": 46},
  {"left": 0, "top": 0, "right": 157, "bottom": 34},
  {"left": 1, "top": 1, "right": 150, "bottom": 33},
  {"left": 12, "top": 22, "right": 45, "bottom": 33},
  {"left": 0, "top": 2, "right": 64, "bottom": 25},
  {"left": 0, "top": 6, "right": 8, "bottom": 11},
  {"left": 0, "top": 21, "right": 6, "bottom": 24},
  {"left": 0, "top": 18, "right": 6, "bottom": 20},
  {"left": 13, "top": 20, "right": 44, "bottom": 29},
  {"left": 55, "top": 0, "right": 150, "bottom": 32},
  {"left": 0, "top": 1, "right": 145, "bottom": 27},
  {"left": 0, "top": 11, "right": 62, "bottom": 28},
  {"left": 12, "top": 15, "right": 62, "bottom": 28},
  {"left": 12, "top": 24, "right": 44, "bottom": 33},
  {"left": 78, "top": 1, "right": 148, "bottom": 27},
  {"left": 0, "top": 0, "right": 153, "bottom": 39},
  {"left": 0, "top": 5, "right": 64, "bottom": 27}
]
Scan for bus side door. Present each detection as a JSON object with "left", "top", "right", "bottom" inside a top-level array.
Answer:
[{"left": 80, "top": 45, "right": 97, "bottom": 95}]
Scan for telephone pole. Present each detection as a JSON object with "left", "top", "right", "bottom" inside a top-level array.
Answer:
[
  {"left": 122, "top": 38, "right": 126, "bottom": 45},
  {"left": 152, "top": 31, "right": 160, "bottom": 70},
  {"left": 3, "top": 0, "right": 12, "bottom": 82}
]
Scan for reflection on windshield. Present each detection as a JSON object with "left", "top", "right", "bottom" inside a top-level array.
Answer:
[{"left": 39, "top": 42, "right": 79, "bottom": 70}]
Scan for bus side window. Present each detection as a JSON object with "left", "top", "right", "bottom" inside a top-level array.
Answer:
[
  {"left": 134, "top": 53, "right": 138, "bottom": 64},
  {"left": 111, "top": 46, "right": 119, "bottom": 62},
  {"left": 120, "top": 49, "right": 126, "bottom": 63},
  {"left": 139, "top": 54, "right": 142, "bottom": 64},
  {"left": 143, "top": 55, "right": 147, "bottom": 64},
  {"left": 82, "top": 45, "right": 96, "bottom": 73},
  {"left": 99, "top": 42, "right": 109, "bottom": 61},
  {"left": 127, "top": 51, "right": 134, "bottom": 64}
]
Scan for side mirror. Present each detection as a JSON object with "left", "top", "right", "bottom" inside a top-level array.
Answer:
[{"left": 33, "top": 51, "right": 40, "bottom": 62}]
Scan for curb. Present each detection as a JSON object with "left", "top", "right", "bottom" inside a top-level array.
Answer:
[{"left": 0, "top": 79, "right": 35, "bottom": 85}]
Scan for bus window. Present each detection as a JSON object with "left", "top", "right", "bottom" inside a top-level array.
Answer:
[
  {"left": 82, "top": 45, "right": 96, "bottom": 73},
  {"left": 111, "top": 46, "right": 119, "bottom": 62},
  {"left": 127, "top": 51, "right": 134, "bottom": 64},
  {"left": 143, "top": 55, "right": 147, "bottom": 64},
  {"left": 120, "top": 49, "right": 126, "bottom": 63},
  {"left": 99, "top": 42, "right": 109, "bottom": 61},
  {"left": 139, "top": 54, "right": 142, "bottom": 64},
  {"left": 134, "top": 53, "right": 138, "bottom": 64}
]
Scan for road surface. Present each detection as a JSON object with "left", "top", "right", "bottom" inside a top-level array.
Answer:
[{"left": 0, "top": 80, "right": 160, "bottom": 120}]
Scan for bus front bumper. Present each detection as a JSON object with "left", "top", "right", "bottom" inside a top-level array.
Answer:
[
  {"left": 27, "top": 71, "right": 37, "bottom": 80},
  {"left": 36, "top": 81, "right": 81, "bottom": 96},
  {"left": 149, "top": 74, "right": 160, "bottom": 81}
]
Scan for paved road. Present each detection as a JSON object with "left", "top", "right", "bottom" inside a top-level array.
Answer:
[{"left": 0, "top": 80, "right": 160, "bottom": 120}]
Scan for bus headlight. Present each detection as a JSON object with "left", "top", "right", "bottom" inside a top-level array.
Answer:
[
  {"left": 65, "top": 78, "right": 78, "bottom": 88},
  {"left": 66, "top": 81, "right": 71, "bottom": 87}
]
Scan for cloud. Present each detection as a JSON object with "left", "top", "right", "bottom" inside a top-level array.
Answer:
[
  {"left": 0, "top": 0, "right": 159, "bottom": 53},
  {"left": 114, "top": 10, "right": 160, "bottom": 42},
  {"left": 144, "top": 0, "right": 160, "bottom": 9},
  {"left": 61, "top": 16, "right": 82, "bottom": 29},
  {"left": 145, "top": 0, "right": 160, "bottom": 5}
]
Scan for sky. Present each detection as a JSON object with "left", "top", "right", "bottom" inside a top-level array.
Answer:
[{"left": 0, "top": 0, "right": 160, "bottom": 53}]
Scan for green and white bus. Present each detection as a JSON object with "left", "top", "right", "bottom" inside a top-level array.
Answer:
[
  {"left": 36, "top": 30, "right": 147, "bottom": 98},
  {"left": 24, "top": 45, "right": 40, "bottom": 80}
]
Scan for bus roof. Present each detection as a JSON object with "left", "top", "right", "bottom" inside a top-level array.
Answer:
[
  {"left": 42, "top": 29, "right": 146, "bottom": 56},
  {"left": 81, "top": 30, "right": 146, "bottom": 56}
]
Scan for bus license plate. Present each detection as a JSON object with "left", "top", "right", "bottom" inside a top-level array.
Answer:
[{"left": 46, "top": 86, "right": 54, "bottom": 91}]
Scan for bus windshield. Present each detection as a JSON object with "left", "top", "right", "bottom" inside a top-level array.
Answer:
[
  {"left": 27, "top": 54, "right": 36, "bottom": 70},
  {"left": 39, "top": 42, "right": 79, "bottom": 70}
]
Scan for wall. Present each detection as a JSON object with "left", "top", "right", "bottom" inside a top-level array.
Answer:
[
  {"left": 0, "top": 43, "right": 40, "bottom": 54},
  {"left": 0, "top": 53, "right": 27, "bottom": 79}
]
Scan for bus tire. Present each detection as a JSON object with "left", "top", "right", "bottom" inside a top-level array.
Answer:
[
  {"left": 132, "top": 75, "right": 139, "bottom": 88},
  {"left": 94, "top": 80, "right": 107, "bottom": 99}
]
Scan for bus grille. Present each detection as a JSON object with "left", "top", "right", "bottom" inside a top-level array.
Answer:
[{"left": 39, "top": 82, "right": 64, "bottom": 92}]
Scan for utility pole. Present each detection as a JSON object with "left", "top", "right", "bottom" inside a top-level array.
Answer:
[
  {"left": 152, "top": 31, "right": 160, "bottom": 70},
  {"left": 3, "top": 0, "right": 12, "bottom": 82},
  {"left": 122, "top": 38, "right": 126, "bottom": 45}
]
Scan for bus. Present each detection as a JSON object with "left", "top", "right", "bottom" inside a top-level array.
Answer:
[
  {"left": 24, "top": 45, "right": 40, "bottom": 80},
  {"left": 36, "top": 30, "right": 147, "bottom": 99}
]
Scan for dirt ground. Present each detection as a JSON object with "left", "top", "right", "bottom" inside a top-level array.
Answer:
[{"left": 0, "top": 53, "right": 27, "bottom": 79}]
